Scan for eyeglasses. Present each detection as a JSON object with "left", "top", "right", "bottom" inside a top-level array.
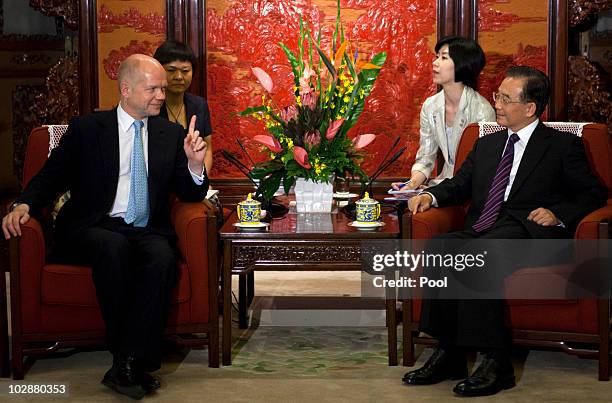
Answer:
[{"left": 493, "top": 92, "right": 524, "bottom": 105}]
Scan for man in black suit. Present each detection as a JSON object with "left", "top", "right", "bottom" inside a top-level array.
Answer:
[
  {"left": 2, "top": 54, "right": 208, "bottom": 399},
  {"left": 402, "top": 66, "right": 606, "bottom": 396}
]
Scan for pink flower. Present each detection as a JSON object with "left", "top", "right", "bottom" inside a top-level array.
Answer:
[
  {"left": 301, "top": 92, "right": 316, "bottom": 109},
  {"left": 302, "top": 63, "right": 317, "bottom": 81},
  {"left": 304, "top": 130, "right": 321, "bottom": 148},
  {"left": 325, "top": 119, "right": 345, "bottom": 140},
  {"left": 251, "top": 67, "right": 273, "bottom": 93},
  {"left": 352, "top": 133, "right": 376, "bottom": 149},
  {"left": 253, "top": 135, "right": 282, "bottom": 153},
  {"left": 300, "top": 80, "right": 313, "bottom": 95},
  {"left": 280, "top": 105, "right": 298, "bottom": 122},
  {"left": 293, "top": 146, "right": 312, "bottom": 169},
  {"left": 299, "top": 63, "right": 317, "bottom": 94}
]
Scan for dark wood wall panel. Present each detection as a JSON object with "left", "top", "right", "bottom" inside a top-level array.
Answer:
[
  {"left": 79, "top": 0, "right": 98, "bottom": 114},
  {"left": 549, "top": 0, "right": 568, "bottom": 120}
]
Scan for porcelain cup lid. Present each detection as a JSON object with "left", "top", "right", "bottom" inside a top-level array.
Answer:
[
  {"left": 356, "top": 192, "right": 378, "bottom": 206},
  {"left": 238, "top": 193, "right": 261, "bottom": 207}
]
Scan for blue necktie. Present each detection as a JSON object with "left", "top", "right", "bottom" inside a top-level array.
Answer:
[
  {"left": 125, "top": 120, "right": 149, "bottom": 227},
  {"left": 472, "top": 133, "right": 520, "bottom": 233}
]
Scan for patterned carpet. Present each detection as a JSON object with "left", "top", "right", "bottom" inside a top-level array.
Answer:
[{"left": 228, "top": 327, "right": 392, "bottom": 377}]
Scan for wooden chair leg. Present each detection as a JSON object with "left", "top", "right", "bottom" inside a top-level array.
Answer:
[
  {"left": 402, "top": 299, "right": 415, "bottom": 366},
  {"left": 598, "top": 298, "right": 610, "bottom": 381},
  {"left": 0, "top": 270, "right": 10, "bottom": 378},
  {"left": 12, "top": 343, "right": 24, "bottom": 380},
  {"left": 208, "top": 327, "right": 220, "bottom": 368},
  {"left": 386, "top": 299, "right": 397, "bottom": 366}
]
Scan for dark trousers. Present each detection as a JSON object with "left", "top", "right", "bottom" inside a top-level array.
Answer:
[
  {"left": 419, "top": 214, "right": 529, "bottom": 354},
  {"left": 58, "top": 217, "right": 177, "bottom": 371}
]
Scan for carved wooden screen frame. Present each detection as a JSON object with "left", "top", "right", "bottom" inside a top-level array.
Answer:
[
  {"left": 441, "top": 0, "right": 567, "bottom": 119},
  {"left": 78, "top": 0, "right": 568, "bottom": 118},
  {"left": 0, "top": 0, "right": 65, "bottom": 52},
  {"left": 78, "top": 0, "right": 207, "bottom": 114}
]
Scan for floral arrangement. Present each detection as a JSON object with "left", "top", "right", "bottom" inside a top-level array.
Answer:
[{"left": 239, "top": 1, "right": 387, "bottom": 202}]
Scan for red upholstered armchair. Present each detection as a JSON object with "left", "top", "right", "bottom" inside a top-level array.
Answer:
[
  {"left": 402, "top": 122, "right": 612, "bottom": 380},
  {"left": 7, "top": 126, "right": 219, "bottom": 379}
]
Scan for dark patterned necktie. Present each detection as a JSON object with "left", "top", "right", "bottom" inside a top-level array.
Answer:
[
  {"left": 472, "top": 133, "right": 520, "bottom": 233},
  {"left": 125, "top": 120, "right": 149, "bottom": 227}
]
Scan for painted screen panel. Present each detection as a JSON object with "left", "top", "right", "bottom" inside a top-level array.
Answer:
[
  {"left": 478, "top": 0, "right": 548, "bottom": 112},
  {"left": 206, "top": 0, "right": 438, "bottom": 179},
  {"left": 97, "top": 0, "right": 166, "bottom": 109}
]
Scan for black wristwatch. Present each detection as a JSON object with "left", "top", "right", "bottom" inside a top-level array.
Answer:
[{"left": 9, "top": 202, "right": 22, "bottom": 212}]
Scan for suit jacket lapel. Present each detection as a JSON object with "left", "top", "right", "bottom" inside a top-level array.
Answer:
[
  {"left": 147, "top": 117, "right": 166, "bottom": 215},
  {"left": 480, "top": 130, "right": 508, "bottom": 194},
  {"left": 507, "top": 123, "right": 551, "bottom": 201},
  {"left": 97, "top": 109, "right": 120, "bottom": 203}
]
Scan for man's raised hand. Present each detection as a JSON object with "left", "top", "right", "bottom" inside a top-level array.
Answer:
[{"left": 183, "top": 115, "right": 207, "bottom": 173}]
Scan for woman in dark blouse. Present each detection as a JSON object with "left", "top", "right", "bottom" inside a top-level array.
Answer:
[{"left": 154, "top": 40, "right": 213, "bottom": 174}]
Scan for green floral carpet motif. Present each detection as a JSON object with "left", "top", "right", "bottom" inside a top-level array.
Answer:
[{"left": 225, "top": 327, "right": 400, "bottom": 377}]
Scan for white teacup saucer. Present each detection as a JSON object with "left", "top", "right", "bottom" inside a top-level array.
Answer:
[
  {"left": 233, "top": 222, "right": 270, "bottom": 230},
  {"left": 348, "top": 221, "right": 385, "bottom": 230}
]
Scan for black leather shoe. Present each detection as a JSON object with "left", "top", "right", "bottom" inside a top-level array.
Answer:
[
  {"left": 101, "top": 355, "right": 147, "bottom": 400},
  {"left": 402, "top": 348, "right": 468, "bottom": 385},
  {"left": 453, "top": 357, "right": 515, "bottom": 397},
  {"left": 140, "top": 372, "right": 161, "bottom": 393}
]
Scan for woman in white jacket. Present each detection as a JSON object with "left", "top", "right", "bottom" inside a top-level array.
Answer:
[{"left": 394, "top": 36, "right": 495, "bottom": 190}]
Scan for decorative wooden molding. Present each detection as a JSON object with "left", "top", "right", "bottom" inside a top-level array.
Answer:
[
  {"left": 11, "top": 56, "right": 79, "bottom": 182},
  {"left": 167, "top": 0, "right": 186, "bottom": 42},
  {"left": 458, "top": 0, "right": 477, "bottom": 39},
  {"left": 34, "top": 56, "right": 80, "bottom": 123},
  {"left": 438, "top": 0, "right": 457, "bottom": 38},
  {"left": 549, "top": 0, "right": 568, "bottom": 119},
  {"left": 569, "top": 0, "right": 611, "bottom": 28},
  {"left": 0, "top": 0, "right": 65, "bottom": 49},
  {"left": 78, "top": 0, "right": 98, "bottom": 114},
  {"left": 12, "top": 85, "right": 44, "bottom": 182},
  {"left": 29, "top": 0, "right": 78, "bottom": 30},
  {"left": 186, "top": 0, "right": 206, "bottom": 97},
  {"left": 568, "top": 56, "right": 612, "bottom": 134},
  {"left": 231, "top": 244, "right": 363, "bottom": 271}
]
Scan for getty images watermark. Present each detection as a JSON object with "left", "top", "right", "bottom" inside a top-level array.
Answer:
[
  {"left": 360, "top": 239, "right": 611, "bottom": 300},
  {"left": 370, "top": 250, "right": 488, "bottom": 289}
]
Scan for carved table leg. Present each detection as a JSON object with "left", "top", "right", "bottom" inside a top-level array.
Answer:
[
  {"left": 239, "top": 274, "right": 248, "bottom": 329},
  {"left": 222, "top": 241, "right": 232, "bottom": 365}
]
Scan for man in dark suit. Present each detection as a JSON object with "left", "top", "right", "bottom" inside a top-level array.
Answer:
[
  {"left": 401, "top": 66, "right": 606, "bottom": 396},
  {"left": 2, "top": 54, "right": 208, "bottom": 399}
]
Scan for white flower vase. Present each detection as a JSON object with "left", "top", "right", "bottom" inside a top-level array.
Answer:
[{"left": 294, "top": 178, "right": 334, "bottom": 213}]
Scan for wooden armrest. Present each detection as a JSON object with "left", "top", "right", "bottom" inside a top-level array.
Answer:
[{"left": 575, "top": 205, "right": 612, "bottom": 239}]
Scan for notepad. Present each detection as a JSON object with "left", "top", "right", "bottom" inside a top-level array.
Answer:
[
  {"left": 206, "top": 189, "right": 220, "bottom": 199},
  {"left": 387, "top": 189, "right": 421, "bottom": 195}
]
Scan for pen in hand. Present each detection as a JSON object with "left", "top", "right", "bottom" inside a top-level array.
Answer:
[{"left": 392, "top": 180, "right": 412, "bottom": 190}]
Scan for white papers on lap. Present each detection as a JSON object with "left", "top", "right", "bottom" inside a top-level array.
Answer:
[
  {"left": 384, "top": 188, "right": 421, "bottom": 201},
  {"left": 206, "top": 189, "right": 220, "bottom": 199},
  {"left": 387, "top": 189, "right": 421, "bottom": 195}
]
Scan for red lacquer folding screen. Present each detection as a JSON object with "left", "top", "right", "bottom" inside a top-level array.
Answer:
[{"left": 206, "top": 0, "right": 438, "bottom": 179}]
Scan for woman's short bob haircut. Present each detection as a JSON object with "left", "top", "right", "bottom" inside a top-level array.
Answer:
[
  {"left": 435, "top": 36, "right": 486, "bottom": 89},
  {"left": 153, "top": 40, "right": 197, "bottom": 68}
]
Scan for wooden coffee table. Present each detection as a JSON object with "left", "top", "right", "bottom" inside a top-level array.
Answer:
[{"left": 219, "top": 205, "right": 410, "bottom": 366}]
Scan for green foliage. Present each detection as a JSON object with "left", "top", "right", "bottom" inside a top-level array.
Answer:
[{"left": 240, "top": 2, "right": 385, "bottom": 203}]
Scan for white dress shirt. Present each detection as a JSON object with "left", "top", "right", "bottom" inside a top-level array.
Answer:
[
  {"left": 427, "top": 119, "right": 539, "bottom": 207},
  {"left": 503, "top": 118, "right": 539, "bottom": 200},
  {"left": 109, "top": 104, "right": 205, "bottom": 218}
]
